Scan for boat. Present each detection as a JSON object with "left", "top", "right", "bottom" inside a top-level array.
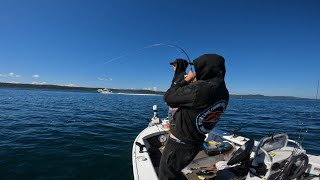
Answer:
[
  {"left": 132, "top": 105, "right": 320, "bottom": 180},
  {"left": 97, "top": 88, "right": 112, "bottom": 94}
]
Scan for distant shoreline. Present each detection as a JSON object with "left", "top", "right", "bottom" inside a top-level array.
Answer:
[
  {"left": 0, "top": 82, "right": 164, "bottom": 95},
  {"left": 0, "top": 82, "right": 310, "bottom": 100}
]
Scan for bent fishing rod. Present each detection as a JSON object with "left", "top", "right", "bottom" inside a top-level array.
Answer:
[
  {"left": 104, "top": 43, "right": 194, "bottom": 71},
  {"left": 152, "top": 43, "right": 193, "bottom": 70}
]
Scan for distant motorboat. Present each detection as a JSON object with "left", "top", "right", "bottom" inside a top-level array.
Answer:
[{"left": 97, "top": 88, "right": 112, "bottom": 94}]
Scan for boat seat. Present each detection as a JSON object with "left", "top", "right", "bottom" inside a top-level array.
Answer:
[
  {"left": 254, "top": 133, "right": 288, "bottom": 158},
  {"left": 250, "top": 132, "right": 290, "bottom": 169},
  {"left": 248, "top": 133, "right": 298, "bottom": 179}
]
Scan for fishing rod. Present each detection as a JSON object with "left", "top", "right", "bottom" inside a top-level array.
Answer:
[
  {"left": 143, "top": 43, "right": 193, "bottom": 71},
  {"left": 104, "top": 43, "right": 194, "bottom": 71}
]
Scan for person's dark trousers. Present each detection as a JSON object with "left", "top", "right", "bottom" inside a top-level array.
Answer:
[{"left": 159, "top": 137, "right": 200, "bottom": 180}]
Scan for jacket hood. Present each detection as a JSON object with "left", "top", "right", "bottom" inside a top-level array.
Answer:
[
  {"left": 170, "top": 59, "right": 188, "bottom": 87},
  {"left": 193, "top": 54, "right": 226, "bottom": 80},
  {"left": 170, "top": 58, "right": 188, "bottom": 75}
]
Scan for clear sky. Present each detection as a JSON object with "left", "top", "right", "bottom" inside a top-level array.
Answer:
[{"left": 0, "top": 0, "right": 319, "bottom": 98}]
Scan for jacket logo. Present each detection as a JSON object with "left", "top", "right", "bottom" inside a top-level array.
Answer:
[{"left": 196, "top": 100, "right": 227, "bottom": 134}]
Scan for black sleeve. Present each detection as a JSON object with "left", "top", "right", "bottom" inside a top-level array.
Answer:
[
  {"left": 164, "top": 80, "right": 197, "bottom": 108},
  {"left": 170, "top": 72, "right": 186, "bottom": 87}
]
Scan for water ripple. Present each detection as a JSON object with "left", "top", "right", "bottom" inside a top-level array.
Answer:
[{"left": 0, "top": 89, "right": 319, "bottom": 179}]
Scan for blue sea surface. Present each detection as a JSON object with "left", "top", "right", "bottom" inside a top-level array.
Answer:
[{"left": 0, "top": 88, "right": 319, "bottom": 179}]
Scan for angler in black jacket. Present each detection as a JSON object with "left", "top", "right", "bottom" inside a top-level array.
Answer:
[
  {"left": 168, "top": 59, "right": 189, "bottom": 122},
  {"left": 169, "top": 58, "right": 189, "bottom": 87},
  {"left": 159, "top": 54, "right": 229, "bottom": 180}
]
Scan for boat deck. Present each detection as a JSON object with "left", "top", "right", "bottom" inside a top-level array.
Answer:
[
  {"left": 147, "top": 135, "right": 226, "bottom": 180},
  {"left": 184, "top": 150, "right": 220, "bottom": 180},
  {"left": 134, "top": 124, "right": 320, "bottom": 180}
]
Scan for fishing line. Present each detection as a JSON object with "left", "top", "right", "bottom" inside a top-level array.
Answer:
[
  {"left": 315, "top": 80, "right": 319, "bottom": 104},
  {"left": 276, "top": 80, "right": 319, "bottom": 179},
  {"left": 298, "top": 80, "right": 319, "bottom": 147},
  {"left": 103, "top": 43, "right": 163, "bottom": 64},
  {"left": 290, "top": 80, "right": 319, "bottom": 153},
  {"left": 292, "top": 116, "right": 306, "bottom": 150}
]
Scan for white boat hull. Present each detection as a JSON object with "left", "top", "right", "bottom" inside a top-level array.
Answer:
[
  {"left": 132, "top": 124, "right": 166, "bottom": 180},
  {"left": 132, "top": 107, "right": 320, "bottom": 180}
]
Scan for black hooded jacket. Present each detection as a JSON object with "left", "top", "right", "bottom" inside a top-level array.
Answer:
[
  {"left": 170, "top": 59, "right": 189, "bottom": 87},
  {"left": 164, "top": 54, "right": 229, "bottom": 144}
]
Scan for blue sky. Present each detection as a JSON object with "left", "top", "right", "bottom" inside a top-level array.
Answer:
[{"left": 0, "top": 0, "right": 319, "bottom": 98}]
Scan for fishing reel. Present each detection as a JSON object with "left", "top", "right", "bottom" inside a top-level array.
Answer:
[{"left": 273, "top": 153, "right": 309, "bottom": 180}]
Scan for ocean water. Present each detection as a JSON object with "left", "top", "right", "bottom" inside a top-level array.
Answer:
[{"left": 0, "top": 88, "right": 319, "bottom": 179}]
